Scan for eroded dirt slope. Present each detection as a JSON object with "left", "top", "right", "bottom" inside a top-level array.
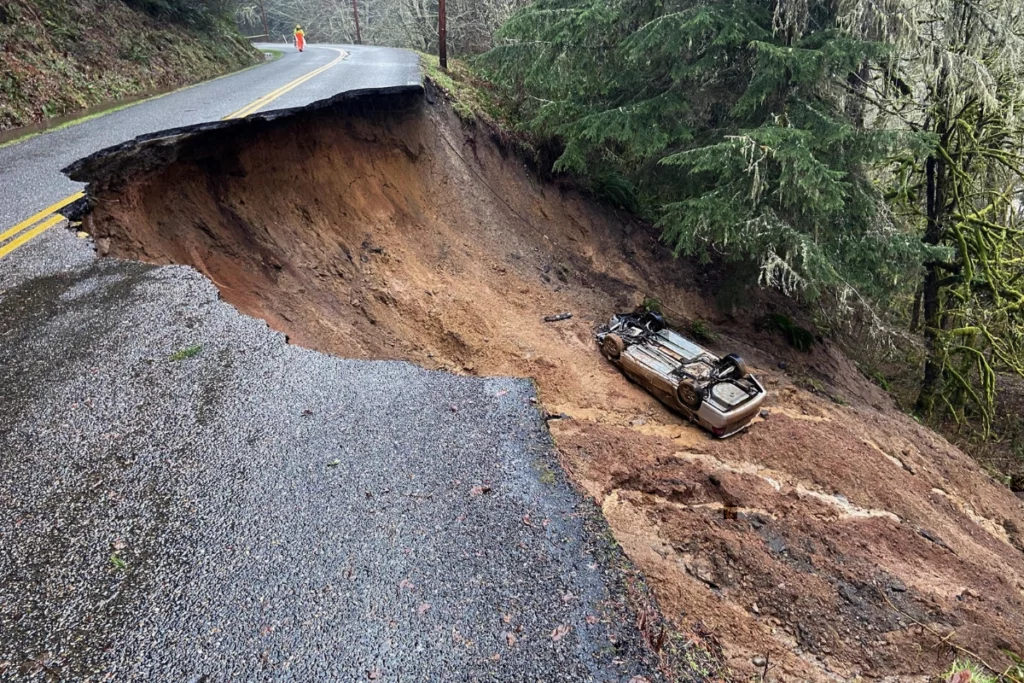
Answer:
[{"left": 70, "top": 86, "right": 1024, "bottom": 681}]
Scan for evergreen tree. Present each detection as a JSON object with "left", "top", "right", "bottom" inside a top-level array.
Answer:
[
  {"left": 478, "top": 0, "right": 926, "bottom": 303},
  {"left": 480, "top": 0, "right": 1024, "bottom": 432}
]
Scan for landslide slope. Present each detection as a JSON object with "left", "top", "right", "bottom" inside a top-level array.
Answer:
[
  {"left": 70, "top": 85, "right": 1024, "bottom": 681},
  {"left": 0, "top": 0, "right": 258, "bottom": 131}
]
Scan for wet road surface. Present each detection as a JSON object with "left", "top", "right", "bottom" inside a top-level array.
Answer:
[
  {"left": 0, "top": 44, "right": 420, "bottom": 255},
  {"left": 0, "top": 41, "right": 661, "bottom": 682},
  {"left": 0, "top": 255, "right": 659, "bottom": 680}
]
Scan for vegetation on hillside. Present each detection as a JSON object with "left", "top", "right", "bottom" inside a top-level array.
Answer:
[
  {"left": 474, "top": 0, "right": 1024, "bottom": 472},
  {"left": 0, "top": 0, "right": 258, "bottom": 131}
]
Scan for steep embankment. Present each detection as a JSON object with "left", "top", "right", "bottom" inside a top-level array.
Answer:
[
  {"left": 69, "top": 86, "right": 1024, "bottom": 681},
  {"left": 0, "top": 0, "right": 259, "bottom": 132}
]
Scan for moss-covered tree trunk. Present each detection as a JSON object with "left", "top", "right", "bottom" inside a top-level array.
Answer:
[{"left": 917, "top": 150, "right": 946, "bottom": 414}]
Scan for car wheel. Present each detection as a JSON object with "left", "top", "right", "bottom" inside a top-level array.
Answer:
[
  {"left": 723, "top": 353, "right": 750, "bottom": 379},
  {"left": 677, "top": 378, "right": 702, "bottom": 408},
  {"left": 601, "top": 334, "right": 625, "bottom": 360},
  {"left": 643, "top": 311, "right": 666, "bottom": 331}
]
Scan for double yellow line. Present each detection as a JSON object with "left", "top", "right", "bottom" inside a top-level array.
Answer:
[
  {"left": 0, "top": 193, "right": 86, "bottom": 260},
  {"left": 224, "top": 48, "right": 346, "bottom": 120},
  {"left": 0, "top": 47, "right": 346, "bottom": 261}
]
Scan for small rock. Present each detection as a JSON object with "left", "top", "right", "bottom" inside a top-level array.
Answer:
[
  {"left": 777, "top": 361, "right": 788, "bottom": 370},
  {"left": 918, "top": 527, "right": 952, "bottom": 551},
  {"left": 685, "top": 557, "right": 718, "bottom": 588},
  {"left": 629, "top": 417, "right": 647, "bottom": 427},
  {"left": 760, "top": 409, "right": 770, "bottom": 419},
  {"left": 550, "top": 624, "right": 570, "bottom": 641},
  {"left": 752, "top": 655, "right": 767, "bottom": 667},
  {"left": 838, "top": 583, "right": 860, "bottom": 604}
]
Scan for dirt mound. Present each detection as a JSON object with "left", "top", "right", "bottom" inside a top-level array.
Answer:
[{"left": 70, "top": 85, "right": 1024, "bottom": 681}]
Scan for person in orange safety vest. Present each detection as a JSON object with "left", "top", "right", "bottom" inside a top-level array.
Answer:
[{"left": 294, "top": 25, "right": 305, "bottom": 52}]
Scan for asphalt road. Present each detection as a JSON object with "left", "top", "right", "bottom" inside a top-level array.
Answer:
[
  {"left": 0, "top": 44, "right": 661, "bottom": 681},
  {"left": 0, "top": 44, "right": 420, "bottom": 244}
]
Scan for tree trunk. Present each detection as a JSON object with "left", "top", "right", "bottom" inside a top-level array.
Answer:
[
  {"left": 910, "top": 287, "right": 922, "bottom": 332},
  {"left": 916, "top": 151, "right": 944, "bottom": 414}
]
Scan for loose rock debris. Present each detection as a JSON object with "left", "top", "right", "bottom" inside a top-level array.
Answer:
[{"left": 69, "top": 84, "right": 1024, "bottom": 681}]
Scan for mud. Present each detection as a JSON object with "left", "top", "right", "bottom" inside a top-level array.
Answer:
[{"left": 69, "top": 84, "right": 1024, "bottom": 681}]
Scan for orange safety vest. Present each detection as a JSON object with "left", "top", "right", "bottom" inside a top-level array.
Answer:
[{"left": 294, "top": 29, "right": 305, "bottom": 51}]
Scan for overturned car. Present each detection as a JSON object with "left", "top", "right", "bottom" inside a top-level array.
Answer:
[{"left": 597, "top": 312, "right": 766, "bottom": 438}]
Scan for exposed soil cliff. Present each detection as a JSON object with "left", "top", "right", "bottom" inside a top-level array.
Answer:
[{"left": 69, "top": 85, "right": 1024, "bottom": 681}]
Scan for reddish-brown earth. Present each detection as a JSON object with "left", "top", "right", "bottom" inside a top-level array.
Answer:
[{"left": 72, "top": 86, "right": 1024, "bottom": 681}]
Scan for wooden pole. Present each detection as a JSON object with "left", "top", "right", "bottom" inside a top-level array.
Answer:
[
  {"left": 258, "top": 0, "right": 269, "bottom": 40},
  {"left": 438, "top": 0, "right": 447, "bottom": 69},
  {"left": 351, "top": 0, "right": 362, "bottom": 44}
]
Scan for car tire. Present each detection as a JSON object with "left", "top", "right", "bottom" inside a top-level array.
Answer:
[
  {"left": 723, "top": 354, "right": 750, "bottom": 379},
  {"left": 677, "top": 378, "right": 702, "bottom": 408},
  {"left": 602, "top": 334, "right": 625, "bottom": 360},
  {"left": 644, "top": 311, "right": 666, "bottom": 331}
]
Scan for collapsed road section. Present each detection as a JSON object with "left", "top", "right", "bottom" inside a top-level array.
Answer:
[
  {"left": 48, "top": 83, "right": 1024, "bottom": 679},
  {"left": 0, "top": 89, "right": 675, "bottom": 680}
]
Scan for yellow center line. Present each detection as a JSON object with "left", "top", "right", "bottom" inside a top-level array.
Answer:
[
  {"left": 223, "top": 48, "right": 346, "bottom": 120},
  {"left": 0, "top": 192, "right": 85, "bottom": 244},
  {"left": 1, "top": 47, "right": 347, "bottom": 261},
  {"left": 0, "top": 214, "right": 67, "bottom": 259}
]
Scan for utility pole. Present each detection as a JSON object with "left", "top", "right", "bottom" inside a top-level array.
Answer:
[
  {"left": 438, "top": 0, "right": 447, "bottom": 69},
  {"left": 258, "top": 0, "right": 269, "bottom": 40},
  {"left": 351, "top": 0, "right": 362, "bottom": 45}
]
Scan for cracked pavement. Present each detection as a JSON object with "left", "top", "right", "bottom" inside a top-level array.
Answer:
[{"left": 0, "top": 42, "right": 661, "bottom": 682}]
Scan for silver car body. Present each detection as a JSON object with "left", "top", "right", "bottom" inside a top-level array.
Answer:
[{"left": 598, "top": 315, "right": 766, "bottom": 437}]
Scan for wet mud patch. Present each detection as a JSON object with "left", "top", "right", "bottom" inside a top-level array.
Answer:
[{"left": 67, "top": 84, "right": 1024, "bottom": 680}]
